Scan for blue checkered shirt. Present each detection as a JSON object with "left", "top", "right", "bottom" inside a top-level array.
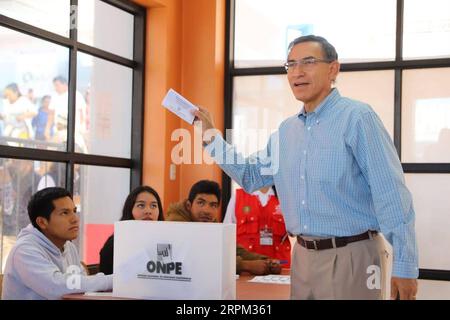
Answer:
[{"left": 206, "top": 88, "right": 419, "bottom": 278}]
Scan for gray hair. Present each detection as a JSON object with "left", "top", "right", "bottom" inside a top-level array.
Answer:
[{"left": 287, "top": 35, "right": 338, "bottom": 61}]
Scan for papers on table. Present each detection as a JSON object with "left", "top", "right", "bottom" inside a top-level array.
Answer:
[
  {"left": 84, "top": 292, "right": 113, "bottom": 296},
  {"left": 248, "top": 275, "right": 290, "bottom": 285},
  {"left": 162, "top": 88, "right": 199, "bottom": 124}
]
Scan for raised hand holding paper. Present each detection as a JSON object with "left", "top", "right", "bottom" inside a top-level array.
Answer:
[{"left": 162, "top": 89, "right": 199, "bottom": 124}]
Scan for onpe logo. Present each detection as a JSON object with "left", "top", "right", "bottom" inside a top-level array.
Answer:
[
  {"left": 147, "top": 243, "right": 182, "bottom": 275},
  {"left": 157, "top": 243, "right": 172, "bottom": 263}
]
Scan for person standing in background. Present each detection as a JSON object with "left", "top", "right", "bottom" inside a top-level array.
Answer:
[
  {"left": 1, "top": 83, "right": 37, "bottom": 141},
  {"left": 224, "top": 186, "right": 291, "bottom": 268}
]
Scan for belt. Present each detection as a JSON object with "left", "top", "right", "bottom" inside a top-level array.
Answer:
[{"left": 297, "top": 230, "right": 378, "bottom": 251}]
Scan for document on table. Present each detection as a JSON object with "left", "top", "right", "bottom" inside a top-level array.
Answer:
[
  {"left": 84, "top": 292, "right": 113, "bottom": 296},
  {"left": 162, "top": 88, "right": 199, "bottom": 124},
  {"left": 248, "top": 275, "right": 290, "bottom": 285}
]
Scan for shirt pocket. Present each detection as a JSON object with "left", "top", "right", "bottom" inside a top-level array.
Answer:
[{"left": 236, "top": 214, "right": 259, "bottom": 235}]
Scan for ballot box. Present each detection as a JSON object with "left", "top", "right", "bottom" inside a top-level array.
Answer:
[{"left": 113, "top": 221, "right": 236, "bottom": 300}]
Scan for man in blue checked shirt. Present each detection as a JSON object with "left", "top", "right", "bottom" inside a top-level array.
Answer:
[{"left": 195, "top": 35, "right": 418, "bottom": 300}]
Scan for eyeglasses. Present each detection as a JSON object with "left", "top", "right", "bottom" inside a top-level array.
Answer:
[{"left": 284, "top": 57, "right": 334, "bottom": 72}]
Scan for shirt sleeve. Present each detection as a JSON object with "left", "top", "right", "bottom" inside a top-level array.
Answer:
[
  {"left": 13, "top": 244, "right": 113, "bottom": 299},
  {"left": 204, "top": 133, "right": 276, "bottom": 193},
  {"left": 347, "top": 110, "right": 419, "bottom": 279}
]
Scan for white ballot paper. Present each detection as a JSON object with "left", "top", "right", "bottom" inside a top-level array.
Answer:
[
  {"left": 248, "top": 275, "right": 291, "bottom": 285},
  {"left": 162, "top": 88, "right": 199, "bottom": 124}
]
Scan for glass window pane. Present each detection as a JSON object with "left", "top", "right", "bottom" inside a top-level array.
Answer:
[
  {"left": 337, "top": 71, "right": 395, "bottom": 139},
  {"left": 234, "top": 0, "right": 396, "bottom": 68},
  {"left": 0, "top": 27, "right": 69, "bottom": 151},
  {"left": 405, "top": 174, "right": 450, "bottom": 270},
  {"left": 403, "top": 0, "right": 450, "bottom": 60},
  {"left": 1, "top": 158, "right": 66, "bottom": 271},
  {"left": 0, "top": 0, "right": 71, "bottom": 37},
  {"left": 77, "top": 0, "right": 134, "bottom": 59},
  {"left": 233, "top": 75, "right": 300, "bottom": 156},
  {"left": 402, "top": 68, "right": 450, "bottom": 162},
  {"left": 73, "top": 164, "right": 130, "bottom": 264},
  {"left": 76, "top": 52, "right": 132, "bottom": 158}
]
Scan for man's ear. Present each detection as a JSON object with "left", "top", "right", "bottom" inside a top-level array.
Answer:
[
  {"left": 36, "top": 216, "right": 48, "bottom": 231},
  {"left": 329, "top": 60, "right": 340, "bottom": 83},
  {"left": 185, "top": 201, "right": 192, "bottom": 212}
]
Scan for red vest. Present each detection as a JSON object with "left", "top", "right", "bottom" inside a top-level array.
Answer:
[{"left": 235, "top": 189, "right": 291, "bottom": 267}]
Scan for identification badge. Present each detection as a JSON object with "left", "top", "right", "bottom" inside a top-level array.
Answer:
[{"left": 260, "top": 227, "right": 273, "bottom": 246}]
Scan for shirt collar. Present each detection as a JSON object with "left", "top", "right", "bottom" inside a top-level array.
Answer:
[
  {"left": 253, "top": 188, "right": 274, "bottom": 198},
  {"left": 298, "top": 88, "right": 341, "bottom": 121}
]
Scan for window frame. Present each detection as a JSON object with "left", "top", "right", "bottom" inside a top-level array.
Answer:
[
  {"left": 225, "top": 0, "right": 450, "bottom": 281},
  {"left": 0, "top": 0, "right": 146, "bottom": 192}
]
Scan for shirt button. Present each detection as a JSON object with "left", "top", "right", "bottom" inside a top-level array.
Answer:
[
  {"left": 316, "top": 120, "right": 320, "bottom": 124},
  {"left": 301, "top": 200, "right": 305, "bottom": 205},
  {"left": 303, "top": 150, "right": 307, "bottom": 155},
  {"left": 307, "top": 126, "right": 311, "bottom": 131},
  {"left": 301, "top": 175, "right": 305, "bottom": 180},
  {"left": 303, "top": 225, "right": 308, "bottom": 230}
]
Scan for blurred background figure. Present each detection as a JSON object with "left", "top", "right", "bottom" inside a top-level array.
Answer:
[
  {"left": 32, "top": 95, "right": 52, "bottom": 141},
  {"left": 47, "top": 76, "right": 88, "bottom": 151},
  {"left": 0, "top": 83, "right": 37, "bottom": 144},
  {"left": 36, "top": 162, "right": 65, "bottom": 191},
  {"left": 27, "top": 88, "right": 37, "bottom": 105},
  {"left": 1, "top": 159, "right": 40, "bottom": 271}
]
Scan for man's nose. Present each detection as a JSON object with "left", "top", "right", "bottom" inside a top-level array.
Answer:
[
  {"left": 200, "top": 208, "right": 213, "bottom": 216},
  {"left": 72, "top": 212, "right": 80, "bottom": 223}
]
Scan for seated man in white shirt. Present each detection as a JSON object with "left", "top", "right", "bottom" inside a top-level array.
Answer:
[{"left": 1, "top": 187, "right": 112, "bottom": 300}]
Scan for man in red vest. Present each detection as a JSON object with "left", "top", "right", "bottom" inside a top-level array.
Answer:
[
  {"left": 224, "top": 186, "right": 291, "bottom": 268},
  {"left": 166, "top": 180, "right": 282, "bottom": 275}
]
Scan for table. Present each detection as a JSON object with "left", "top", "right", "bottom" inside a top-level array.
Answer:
[
  {"left": 236, "top": 271, "right": 290, "bottom": 300},
  {"left": 63, "top": 270, "right": 290, "bottom": 300}
]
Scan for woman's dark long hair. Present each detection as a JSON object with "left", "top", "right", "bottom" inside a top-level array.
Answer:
[{"left": 120, "top": 186, "right": 164, "bottom": 221}]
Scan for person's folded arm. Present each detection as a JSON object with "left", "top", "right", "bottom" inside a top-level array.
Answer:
[{"left": 13, "top": 244, "right": 112, "bottom": 299}]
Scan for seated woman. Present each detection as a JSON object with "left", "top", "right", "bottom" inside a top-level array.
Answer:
[{"left": 99, "top": 186, "right": 164, "bottom": 275}]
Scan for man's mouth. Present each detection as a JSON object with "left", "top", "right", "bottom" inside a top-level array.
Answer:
[{"left": 294, "top": 82, "right": 309, "bottom": 87}]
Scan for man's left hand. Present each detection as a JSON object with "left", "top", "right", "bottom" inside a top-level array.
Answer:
[{"left": 391, "top": 277, "right": 418, "bottom": 300}]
